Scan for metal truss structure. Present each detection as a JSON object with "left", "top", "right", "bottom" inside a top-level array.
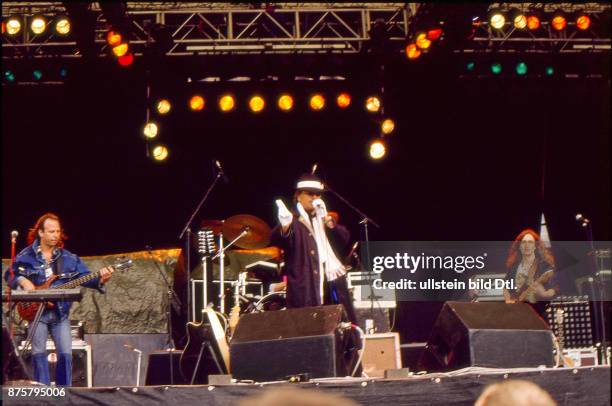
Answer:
[{"left": 1, "top": 2, "right": 415, "bottom": 59}]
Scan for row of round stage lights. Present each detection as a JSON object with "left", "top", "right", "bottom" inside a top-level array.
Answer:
[
  {"left": 487, "top": 9, "right": 592, "bottom": 31},
  {"left": 106, "top": 29, "right": 134, "bottom": 67},
  {"left": 405, "top": 27, "right": 443, "bottom": 60},
  {"left": 3, "top": 67, "right": 69, "bottom": 83},
  {"left": 3, "top": 15, "right": 71, "bottom": 36},
  {"left": 466, "top": 61, "right": 556, "bottom": 77},
  {"left": 150, "top": 93, "right": 390, "bottom": 114},
  {"left": 142, "top": 95, "right": 395, "bottom": 162}
]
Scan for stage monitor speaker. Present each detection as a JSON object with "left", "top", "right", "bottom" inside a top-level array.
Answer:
[
  {"left": 20, "top": 346, "right": 90, "bottom": 387},
  {"left": 230, "top": 305, "right": 351, "bottom": 382},
  {"left": 419, "top": 302, "right": 554, "bottom": 371},
  {"left": 362, "top": 333, "right": 401, "bottom": 377},
  {"left": 145, "top": 350, "right": 188, "bottom": 385}
]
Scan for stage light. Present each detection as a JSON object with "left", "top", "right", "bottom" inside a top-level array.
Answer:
[
  {"left": 545, "top": 66, "right": 554, "bottom": 76},
  {"left": 6, "top": 18, "right": 21, "bottom": 35},
  {"left": 427, "top": 28, "right": 443, "bottom": 41},
  {"left": 381, "top": 119, "right": 395, "bottom": 135},
  {"left": 491, "top": 63, "right": 502, "bottom": 75},
  {"left": 55, "top": 17, "right": 71, "bottom": 35},
  {"left": 278, "top": 94, "right": 294, "bottom": 111},
  {"left": 576, "top": 14, "right": 591, "bottom": 31},
  {"left": 1, "top": 22, "right": 4, "bottom": 35},
  {"left": 31, "top": 16, "right": 47, "bottom": 35},
  {"left": 405, "top": 43, "right": 421, "bottom": 60},
  {"left": 512, "top": 12, "right": 527, "bottom": 30},
  {"left": 106, "top": 30, "right": 122, "bottom": 46},
  {"left": 489, "top": 10, "right": 506, "bottom": 30},
  {"left": 515, "top": 62, "right": 528, "bottom": 75},
  {"left": 118, "top": 53, "right": 134, "bottom": 66},
  {"left": 152, "top": 145, "right": 169, "bottom": 161},
  {"left": 4, "top": 70, "right": 16, "bottom": 82},
  {"left": 552, "top": 12, "right": 567, "bottom": 31},
  {"left": 249, "top": 95, "right": 265, "bottom": 113},
  {"left": 369, "top": 139, "right": 386, "bottom": 160},
  {"left": 112, "top": 43, "right": 129, "bottom": 57},
  {"left": 156, "top": 99, "right": 172, "bottom": 115},
  {"left": 189, "top": 95, "right": 205, "bottom": 111},
  {"left": 59, "top": 68, "right": 68, "bottom": 78},
  {"left": 219, "top": 94, "right": 235, "bottom": 112},
  {"left": 415, "top": 33, "right": 431, "bottom": 50},
  {"left": 365, "top": 96, "right": 381, "bottom": 113},
  {"left": 466, "top": 62, "right": 475, "bottom": 72},
  {"left": 32, "top": 69, "right": 43, "bottom": 81},
  {"left": 527, "top": 15, "right": 541, "bottom": 30},
  {"left": 309, "top": 94, "right": 325, "bottom": 111},
  {"left": 337, "top": 93, "right": 351, "bottom": 108},
  {"left": 143, "top": 122, "right": 158, "bottom": 139}
]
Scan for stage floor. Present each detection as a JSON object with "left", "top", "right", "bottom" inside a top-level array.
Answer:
[{"left": 3, "top": 366, "right": 610, "bottom": 406}]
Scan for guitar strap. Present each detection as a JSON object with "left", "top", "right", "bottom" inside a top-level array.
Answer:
[{"left": 53, "top": 252, "right": 64, "bottom": 277}]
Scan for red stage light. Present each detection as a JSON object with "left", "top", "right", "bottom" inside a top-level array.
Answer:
[
  {"left": 118, "top": 53, "right": 134, "bottom": 66},
  {"left": 527, "top": 15, "right": 541, "bottom": 30},
  {"left": 551, "top": 15, "right": 567, "bottom": 31},
  {"left": 427, "top": 28, "right": 443, "bottom": 41},
  {"left": 107, "top": 30, "right": 122, "bottom": 46},
  {"left": 576, "top": 15, "right": 591, "bottom": 30},
  {"left": 405, "top": 43, "right": 421, "bottom": 59}
]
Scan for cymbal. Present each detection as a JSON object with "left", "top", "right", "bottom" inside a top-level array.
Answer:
[
  {"left": 234, "top": 246, "right": 282, "bottom": 261},
  {"left": 223, "top": 214, "right": 271, "bottom": 250},
  {"left": 200, "top": 219, "right": 224, "bottom": 235}
]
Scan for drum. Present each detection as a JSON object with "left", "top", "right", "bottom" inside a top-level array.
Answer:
[{"left": 253, "top": 291, "right": 286, "bottom": 312}]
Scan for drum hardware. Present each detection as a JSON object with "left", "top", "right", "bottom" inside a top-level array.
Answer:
[{"left": 193, "top": 228, "right": 216, "bottom": 323}]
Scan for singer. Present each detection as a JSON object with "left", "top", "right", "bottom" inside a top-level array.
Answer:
[
  {"left": 3, "top": 213, "right": 114, "bottom": 386},
  {"left": 273, "top": 174, "right": 357, "bottom": 323}
]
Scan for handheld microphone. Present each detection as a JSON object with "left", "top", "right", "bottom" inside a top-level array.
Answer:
[
  {"left": 11, "top": 230, "right": 18, "bottom": 242},
  {"left": 215, "top": 160, "right": 230, "bottom": 183}
]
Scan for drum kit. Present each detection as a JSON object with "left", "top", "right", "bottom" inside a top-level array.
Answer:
[{"left": 191, "top": 214, "right": 286, "bottom": 326}]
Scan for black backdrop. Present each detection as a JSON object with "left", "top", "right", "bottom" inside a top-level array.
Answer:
[{"left": 2, "top": 52, "right": 610, "bottom": 343}]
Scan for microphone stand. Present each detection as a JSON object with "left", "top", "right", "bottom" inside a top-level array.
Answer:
[
  {"left": 146, "top": 247, "right": 183, "bottom": 384},
  {"left": 324, "top": 184, "right": 382, "bottom": 322},
  {"left": 178, "top": 169, "right": 223, "bottom": 322}
]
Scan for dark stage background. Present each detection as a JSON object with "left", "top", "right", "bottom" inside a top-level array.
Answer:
[{"left": 2, "top": 53, "right": 610, "bottom": 343}]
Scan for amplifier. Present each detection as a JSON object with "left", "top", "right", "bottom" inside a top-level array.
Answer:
[
  {"left": 563, "top": 347, "right": 599, "bottom": 367},
  {"left": 361, "top": 333, "right": 402, "bottom": 378},
  {"left": 19, "top": 341, "right": 92, "bottom": 387}
]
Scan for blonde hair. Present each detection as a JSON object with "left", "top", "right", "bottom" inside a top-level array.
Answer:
[{"left": 475, "top": 380, "right": 556, "bottom": 406}]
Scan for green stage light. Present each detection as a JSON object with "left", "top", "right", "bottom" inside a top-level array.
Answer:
[
  {"left": 59, "top": 68, "right": 68, "bottom": 78},
  {"left": 4, "top": 70, "right": 16, "bottom": 82},
  {"left": 33, "top": 69, "right": 43, "bottom": 81},
  {"left": 515, "top": 62, "right": 528, "bottom": 75},
  {"left": 545, "top": 66, "right": 554, "bottom": 76},
  {"left": 466, "top": 62, "right": 475, "bottom": 72},
  {"left": 491, "top": 63, "right": 502, "bottom": 75}
]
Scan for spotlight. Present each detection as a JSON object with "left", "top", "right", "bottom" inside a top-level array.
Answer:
[
  {"left": 405, "top": 43, "right": 421, "bottom": 59},
  {"left": 526, "top": 15, "right": 541, "bottom": 30},
  {"left": 106, "top": 30, "right": 123, "bottom": 46},
  {"left": 381, "top": 119, "right": 395, "bottom": 135},
  {"left": 152, "top": 145, "right": 169, "bottom": 162},
  {"left": 6, "top": 18, "right": 22, "bottom": 35},
  {"left": 415, "top": 33, "right": 431, "bottom": 50},
  {"left": 143, "top": 122, "right": 159, "bottom": 139},
  {"left": 189, "top": 95, "right": 205, "bottom": 111},
  {"left": 55, "top": 17, "right": 71, "bottom": 35},
  {"left": 219, "top": 94, "right": 235, "bottom": 112},
  {"left": 59, "top": 68, "right": 68, "bottom": 78},
  {"left": 249, "top": 95, "right": 265, "bottom": 113},
  {"left": 576, "top": 14, "right": 591, "bottom": 31},
  {"left": 365, "top": 96, "right": 381, "bottom": 113},
  {"left": 489, "top": 10, "right": 506, "bottom": 30},
  {"left": 112, "top": 43, "right": 129, "bottom": 57},
  {"left": 490, "top": 63, "right": 502, "bottom": 75},
  {"left": 4, "top": 70, "right": 16, "bottom": 83},
  {"left": 545, "top": 66, "right": 554, "bottom": 76},
  {"left": 551, "top": 12, "right": 567, "bottom": 31},
  {"left": 309, "top": 94, "right": 325, "bottom": 111},
  {"left": 337, "top": 93, "right": 351, "bottom": 108},
  {"left": 466, "top": 62, "right": 476, "bottom": 72},
  {"left": 32, "top": 69, "right": 43, "bottom": 81},
  {"left": 427, "top": 28, "right": 443, "bottom": 41},
  {"left": 515, "top": 62, "right": 528, "bottom": 75},
  {"left": 369, "top": 139, "right": 386, "bottom": 160},
  {"left": 278, "top": 94, "right": 294, "bottom": 111},
  {"left": 30, "top": 16, "right": 47, "bottom": 35},
  {"left": 511, "top": 10, "right": 527, "bottom": 30},
  {"left": 156, "top": 99, "right": 172, "bottom": 115},
  {"left": 118, "top": 53, "right": 134, "bottom": 66}
]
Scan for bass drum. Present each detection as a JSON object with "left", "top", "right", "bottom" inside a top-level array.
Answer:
[{"left": 252, "top": 291, "right": 286, "bottom": 312}]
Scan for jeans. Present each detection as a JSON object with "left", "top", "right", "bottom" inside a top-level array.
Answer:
[{"left": 30, "top": 309, "right": 72, "bottom": 386}]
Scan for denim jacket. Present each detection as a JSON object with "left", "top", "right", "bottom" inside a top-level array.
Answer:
[{"left": 4, "top": 239, "right": 105, "bottom": 318}]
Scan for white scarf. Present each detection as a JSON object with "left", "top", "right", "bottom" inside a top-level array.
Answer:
[{"left": 296, "top": 202, "right": 346, "bottom": 303}]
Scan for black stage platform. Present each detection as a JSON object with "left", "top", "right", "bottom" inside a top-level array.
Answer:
[{"left": 2, "top": 366, "right": 609, "bottom": 406}]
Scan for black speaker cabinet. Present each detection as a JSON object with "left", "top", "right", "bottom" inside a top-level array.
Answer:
[
  {"left": 145, "top": 350, "right": 188, "bottom": 385},
  {"left": 230, "top": 305, "right": 350, "bottom": 382},
  {"left": 419, "top": 302, "right": 554, "bottom": 371},
  {"left": 21, "top": 345, "right": 90, "bottom": 387}
]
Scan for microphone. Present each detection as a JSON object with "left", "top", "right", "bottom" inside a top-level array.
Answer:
[
  {"left": 11, "top": 230, "right": 18, "bottom": 242},
  {"left": 215, "top": 160, "right": 229, "bottom": 183}
]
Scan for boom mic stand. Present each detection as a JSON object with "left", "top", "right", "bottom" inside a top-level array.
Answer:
[{"left": 178, "top": 167, "right": 223, "bottom": 323}]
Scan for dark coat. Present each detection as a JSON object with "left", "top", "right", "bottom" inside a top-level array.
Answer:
[{"left": 273, "top": 213, "right": 350, "bottom": 308}]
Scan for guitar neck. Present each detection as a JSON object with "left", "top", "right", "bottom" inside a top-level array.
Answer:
[{"left": 55, "top": 269, "right": 101, "bottom": 289}]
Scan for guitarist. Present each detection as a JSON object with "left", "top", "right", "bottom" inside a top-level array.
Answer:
[
  {"left": 503, "top": 229, "right": 557, "bottom": 305},
  {"left": 4, "top": 213, "right": 113, "bottom": 386}
]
